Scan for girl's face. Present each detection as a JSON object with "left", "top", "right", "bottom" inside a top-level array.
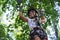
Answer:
[
  {"left": 34, "top": 35, "right": 41, "bottom": 40},
  {"left": 29, "top": 11, "right": 38, "bottom": 19}
]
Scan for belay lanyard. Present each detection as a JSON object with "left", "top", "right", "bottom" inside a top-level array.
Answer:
[
  {"left": 16, "top": 0, "right": 22, "bottom": 11},
  {"left": 31, "top": 9, "right": 45, "bottom": 27}
]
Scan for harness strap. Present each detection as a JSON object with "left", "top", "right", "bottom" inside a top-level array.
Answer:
[{"left": 30, "top": 27, "right": 48, "bottom": 40}]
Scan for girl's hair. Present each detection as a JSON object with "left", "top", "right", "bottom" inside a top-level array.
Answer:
[{"left": 27, "top": 8, "right": 38, "bottom": 16}]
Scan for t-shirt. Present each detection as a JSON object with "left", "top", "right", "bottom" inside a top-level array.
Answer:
[{"left": 27, "top": 18, "right": 41, "bottom": 30}]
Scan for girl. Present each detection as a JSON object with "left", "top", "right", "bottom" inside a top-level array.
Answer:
[{"left": 19, "top": 8, "right": 48, "bottom": 40}]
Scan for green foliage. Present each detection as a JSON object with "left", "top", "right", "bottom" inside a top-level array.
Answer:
[
  {"left": 0, "top": 0, "right": 60, "bottom": 40},
  {"left": 0, "top": 24, "right": 5, "bottom": 39}
]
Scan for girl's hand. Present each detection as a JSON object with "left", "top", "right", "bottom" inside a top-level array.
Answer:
[{"left": 41, "top": 16, "right": 47, "bottom": 23}]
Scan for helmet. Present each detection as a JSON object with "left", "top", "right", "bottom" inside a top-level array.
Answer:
[{"left": 28, "top": 8, "right": 38, "bottom": 16}]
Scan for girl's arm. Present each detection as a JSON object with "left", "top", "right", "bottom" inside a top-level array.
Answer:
[{"left": 19, "top": 11, "right": 28, "bottom": 22}]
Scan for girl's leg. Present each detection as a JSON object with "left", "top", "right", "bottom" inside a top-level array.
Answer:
[{"left": 34, "top": 35, "right": 41, "bottom": 40}]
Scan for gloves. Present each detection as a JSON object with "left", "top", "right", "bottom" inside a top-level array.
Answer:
[{"left": 16, "top": 0, "right": 22, "bottom": 5}]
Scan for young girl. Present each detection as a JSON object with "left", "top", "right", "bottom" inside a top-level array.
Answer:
[{"left": 19, "top": 8, "right": 48, "bottom": 40}]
